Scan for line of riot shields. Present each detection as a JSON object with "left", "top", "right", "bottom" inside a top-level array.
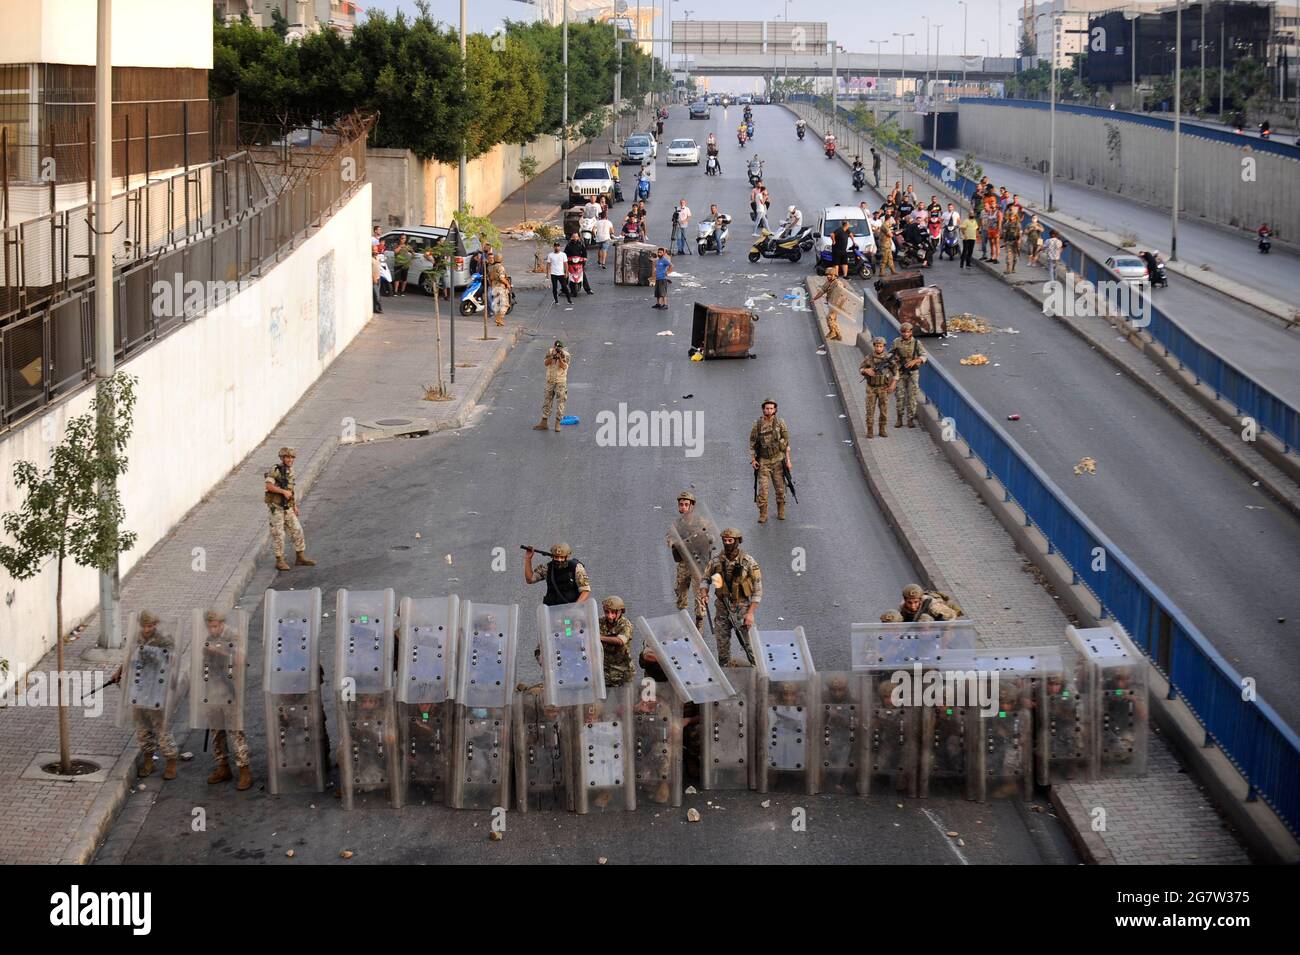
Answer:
[{"left": 137, "top": 588, "right": 1147, "bottom": 813}]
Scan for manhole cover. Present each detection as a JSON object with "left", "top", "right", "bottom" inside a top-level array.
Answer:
[{"left": 375, "top": 418, "right": 413, "bottom": 427}]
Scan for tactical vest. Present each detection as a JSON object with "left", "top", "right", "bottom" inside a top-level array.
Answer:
[
  {"left": 543, "top": 559, "right": 581, "bottom": 606},
  {"left": 862, "top": 353, "right": 896, "bottom": 388},
  {"left": 264, "top": 464, "right": 293, "bottom": 508},
  {"left": 893, "top": 338, "right": 923, "bottom": 375},
  {"left": 754, "top": 419, "right": 786, "bottom": 461},
  {"left": 719, "top": 554, "right": 754, "bottom": 602}
]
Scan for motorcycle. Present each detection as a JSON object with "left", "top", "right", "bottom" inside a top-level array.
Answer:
[
  {"left": 748, "top": 227, "right": 813, "bottom": 264},
  {"left": 747, "top": 163, "right": 764, "bottom": 187},
  {"left": 895, "top": 235, "right": 931, "bottom": 269},
  {"left": 1258, "top": 233, "right": 1272, "bottom": 254},
  {"left": 566, "top": 254, "right": 587, "bottom": 292},
  {"left": 637, "top": 177, "right": 651, "bottom": 200},
  {"left": 738, "top": 130, "right": 747, "bottom": 147},
  {"left": 824, "top": 140, "right": 837, "bottom": 159},
  {"left": 939, "top": 224, "right": 960, "bottom": 261},
  {"left": 459, "top": 272, "right": 515, "bottom": 317},
  {"left": 1147, "top": 260, "right": 1168, "bottom": 288},
  {"left": 697, "top": 215, "right": 731, "bottom": 255},
  {"left": 705, "top": 154, "right": 720, "bottom": 176},
  {"left": 796, "top": 124, "right": 805, "bottom": 140},
  {"left": 814, "top": 245, "right": 873, "bottom": 278},
  {"left": 851, "top": 166, "right": 866, "bottom": 191},
  {"left": 579, "top": 215, "right": 597, "bottom": 246},
  {"left": 746, "top": 121, "right": 755, "bottom": 139}
]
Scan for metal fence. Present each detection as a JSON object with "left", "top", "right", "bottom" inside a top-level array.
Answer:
[
  {"left": 1, "top": 115, "right": 372, "bottom": 429},
  {"left": 791, "top": 97, "right": 1300, "bottom": 836}
]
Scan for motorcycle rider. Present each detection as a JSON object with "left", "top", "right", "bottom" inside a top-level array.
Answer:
[
  {"left": 1139, "top": 248, "right": 1162, "bottom": 283},
  {"left": 851, "top": 155, "right": 866, "bottom": 188},
  {"left": 824, "top": 130, "right": 837, "bottom": 157},
  {"left": 747, "top": 154, "right": 764, "bottom": 184},
  {"left": 779, "top": 204, "right": 803, "bottom": 238},
  {"left": 564, "top": 231, "right": 593, "bottom": 296},
  {"left": 704, "top": 202, "right": 729, "bottom": 253},
  {"left": 796, "top": 117, "right": 806, "bottom": 140},
  {"left": 1258, "top": 222, "right": 1272, "bottom": 251},
  {"left": 737, "top": 122, "right": 748, "bottom": 146}
]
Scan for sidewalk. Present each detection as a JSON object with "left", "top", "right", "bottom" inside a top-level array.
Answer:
[
  {"left": 0, "top": 293, "right": 533, "bottom": 864},
  {"left": 813, "top": 286, "right": 1251, "bottom": 865}
]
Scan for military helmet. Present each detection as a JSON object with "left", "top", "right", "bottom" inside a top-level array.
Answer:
[
  {"left": 720, "top": 527, "right": 743, "bottom": 543},
  {"left": 902, "top": 583, "right": 925, "bottom": 600},
  {"left": 138, "top": 611, "right": 160, "bottom": 626},
  {"left": 551, "top": 542, "right": 573, "bottom": 559},
  {"left": 676, "top": 490, "right": 696, "bottom": 504},
  {"left": 761, "top": 398, "right": 778, "bottom": 409},
  {"left": 278, "top": 446, "right": 297, "bottom": 458},
  {"left": 872, "top": 336, "right": 887, "bottom": 346},
  {"left": 602, "top": 596, "right": 626, "bottom": 613},
  {"left": 899, "top": 322, "right": 914, "bottom": 333},
  {"left": 203, "top": 609, "right": 227, "bottom": 624}
]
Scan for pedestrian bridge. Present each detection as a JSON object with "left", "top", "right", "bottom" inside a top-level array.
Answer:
[{"left": 680, "top": 51, "right": 1017, "bottom": 81}]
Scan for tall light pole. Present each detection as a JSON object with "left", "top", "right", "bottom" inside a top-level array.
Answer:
[
  {"left": 997, "top": 0, "right": 1002, "bottom": 57},
  {"left": 923, "top": 16, "right": 931, "bottom": 91},
  {"left": 1199, "top": 0, "right": 1205, "bottom": 109},
  {"left": 893, "top": 31, "right": 914, "bottom": 101},
  {"left": 562, "top": 0, "right": 569, "bottom": 182},
  {"left": 1048, "top": 13, "right": 1058, "bottom": 209},
  {"left": 1124, "top": 9, "right": 1138, "bottom": 110},
  {"left": 933, "top": 24, "right": 943, "bottom": 146},
  {"left": 458, "top": 0, "right": 467, "bottom": 212},
  {"left": 959, "top": 0, "right": 969, "bottom": 87},
  {"left": 1172, "top": 0, "right": 1182, "bottom": 261},
  {"left": 868, "top": 38, "right": 885, "bottom": 119},
  {"left": 933, "top": 23, "right": 943, "bottom": 98}
]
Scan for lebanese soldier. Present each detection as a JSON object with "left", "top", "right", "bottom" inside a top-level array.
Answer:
[
  {"left": 890, "top": 322, "right": 928, "bottom": 429},
  {"left": 898, "top": 583, "right": 961, "bottom": 622},
  {"left": 859, "top": 336, "right": 898, "bottom": 438},
  {"left": 523, "top": 542, "right": 591, "bottom": 606},
  {"left": 264, "top": 447, "right": 316, "bottom": 572},
  {"left": 598, "top": 596, "right": 635, "bottom": 688},
  {"left": 533, "top": 340, "right": 571, "bottom": 432},
  {"left": 700, "top": 528, "right": 762, "bottom": 666},
  {"left": 667, "top": 490, "right": 710, "bottom": 630},
  {"left": 201, "top": 610, "right": 254, "bottom": 791},
  {"left": 110, "top": 611, "right": 179, "bottom": 781},
  {"left": 749, "top": 399, "right": 791, "bottom": 523}
]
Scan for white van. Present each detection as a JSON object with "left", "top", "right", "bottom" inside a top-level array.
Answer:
[{"left": 815, "top": 206, "right": 878, "bottom": 257}]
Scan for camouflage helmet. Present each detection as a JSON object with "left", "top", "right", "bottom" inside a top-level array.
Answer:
[
  {"left": 551, "top": 542, "right": 573, "bottom": 559},
  {"left": 676, "top": 490, "right": 696, "bottom": 504},
  {"left": 204, "top": 609, "right": 227, "bottom": 624},
  {"left": 872, "top": 336, "right": 887, "bottom": 346},
  {"left": 138, "top": 611, "right": 160, "bottom": 626},
  {"left": 761, "top": 398, "right": 778, "bottom": 410},
  {"left": 880, "top": 610, "right": 904, "bottom": 623},
  {"left": 899, "top": 322, "right": 914, "bottom": 333},
  {"left": 278, "top": 446, "right": 297, "bottom": 458},
  {"left": 602, "top": 595, "right": 626, "bottom": 613},
  {"left": 720, "top": 527, "right": 744, "bottom": 543},
  {"left": 902, "top": 583, "right": 925, "bottom": 600}
]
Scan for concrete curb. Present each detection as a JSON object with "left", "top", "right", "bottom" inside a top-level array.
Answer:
[
  {"left": 60, "top": 749, "right": 136, "bottom": 864},
  {"left": 1049, "top": 784, "right": 1115, "bottom": 865}
]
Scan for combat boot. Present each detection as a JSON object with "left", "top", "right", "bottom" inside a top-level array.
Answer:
[
  {"left": 295, "top": 550, "right": 316, "bottom": 566},
  {"left": 532, "top": 418, "right": 549, "bottom": 430},
  {"left": 162, "top": 758, "right": 177, "bottom": 780},
  {"left": 907, "top": 419, "right": 917, "bottom": 428},
  {"left": 865, "top": 423, "right": 874, "bottom": 438},
  {"left": 236, "top": 766, "right": 253, "bottom": 791},
  {"left": 757, "top": 506, "right": 768, "bottom": 525},
  {"left": 777, "top": 502, "right": 786, "bottom": 521},
  {"left": 553, "top": 420, "right": 562, "bottom": 432},
  {"left": 895, "top": 415, "right": 904, "bottom": 428},
  {"left": 208, "top": 760, "right": 233, "bottom": 784},
  {"left": 138, "top": 755, "right": 155, "bottom": 778},
  {"left": 275, "top": 554, "right": 291, "bottom": 571},
  {"left": 879, "top": 420, "right": 889, "bottom": 437}
]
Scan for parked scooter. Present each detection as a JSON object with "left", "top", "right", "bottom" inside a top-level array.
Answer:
[
  {"left": 697, "top": 215, "right": 731, "bottom": 255},
  {"left": 748, "top": 227, "right": 813, "bottom": 264},
  {"left": 459, "top": 272, "right": 515, "bottom": 316},
  {"left": 939, "top": 224, "right": 961, "bottom": 261}
]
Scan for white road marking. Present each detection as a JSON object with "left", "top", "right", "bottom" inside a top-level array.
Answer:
[{"left": 921, "top": 808, "right": 970, "bottom": 865}]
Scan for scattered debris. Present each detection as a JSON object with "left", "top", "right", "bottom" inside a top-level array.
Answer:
[
  {"left": 339, "top": 849, "right": 354, "bottom": 859},
  {"left": 286, "top": 849, "right": 296, "bottom": 858},
  {"left": 760, "top": 799, "right": 771, "bottom": 809},
  {"left": 444, "top": 554, "right": 453, "bottom": 565},
  {"left": 180, "top": 752, "right": 194, "bottom": 761},
  {"left": 1073, "top": 457, "right": 1098, "bottom": 475},
  {"left": 598, "top": 856, "right": 609, "bottom": 864},
  {"left": 686, "top": 808, "right": 701, "bottom": 823},
  {"left": 685, "top": 786, "right": 698, "bottom": 795},
  {"left": 414, "top": 532, "right": 422, "bottom": 539},
  {"left": 489, "top": 831, "right": 503, "bottom": 842},
  {"left": 960, "top": 353, "right": 990, "bottom": 366},
  {"left": 946, "top": 830, "right": 959, "bottom": 838},
  {"left": 1007, "top": 414, "right": 1020, "bottom": 421},
  {"left": 656, "top": 330, "right": 674, "bottom": 336},
  {"left": 948, "top": 313, "right": 993, "bottom": 334}
]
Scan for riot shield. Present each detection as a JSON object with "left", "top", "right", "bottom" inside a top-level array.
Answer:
[
  {"left": 263, "top": 588, "right": 326, "bottom": 794},
  {"left": 449, "top": 600, "right": 520, "bottom": 810},
  {"left": 1041, "top": 647, "right": 1090, "bottom": 784},
  {"left": 1066, "top": 625, "right": 1149, "bottom": 778},
  {"left": 850, "top": 619, "right": 977, "bottom": 669},
  {"left": 572, "top": 681, "right": 637, "bottom": 813},
  {"left": 633, "top": 678, "right": 683, "bottom": 807},
  {"left": 966, "top": 650, "right": 1057, "bottom": 801},
  {"left": 666, "top": 500, "right": 721, "bottom": 583},
  {"left": 635, "top": 611, "right": 735, "bottom": 704},
  {"left": 538, "top": 601, "right": 605, "bottom": 707},
  {"left": 397, "top": 596, "right": 459, "bottom": 807},
  {"left": 862, "top": 668, "right": 919, "bottom": 798},
  {"left": 335, "top": 589, "right": 398, "bottom": 810},
  {"left": 814, "top": 671, "right": 866, "bottom": 795},
  {"left": 753, "top": 627, "right": 816, "bottom": 682},
  {"left": 700, "top": 665, "right": 755, "bottom": 791},
  {"left": 512, "top": 684, "right": 571, "bottom": 812},
  {"left": 118, "top": 611, "right": 185, "bottom": 729},
  {"left": 915, "top": 651, "right": 979, "bottom": 799},
  {"left": 189, "top": 609, "right": 249, "bottom": 732},
  {"left": 752, "top": 628, "right": 816, "bottom": 794}
]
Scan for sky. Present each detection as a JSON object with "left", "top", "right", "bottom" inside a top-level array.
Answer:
[{"left": 363, "top": 0, "right": 1032, "bottom": 61}]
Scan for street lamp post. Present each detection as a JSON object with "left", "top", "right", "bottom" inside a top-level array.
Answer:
[
  {"left": 459, "top": 0, "right": 467, "bottom": 211},
  {"left": 1172, "top": 0, "right": 1182, "bottom": 261},
  {"left": 893, "top": 31, "right": 914, "bottom": 103},
  {"left": 1048, "top": 13, "right": 1058, "bottom": 210},
  {"left": 959, "top": 0, "right": 969, "bottom": 88},
  {"left": 933, "top": 24, "right": 943, "bottom": 148},
  {"left": 561, "top": 0, "right": 569, "bottom": 183},
  {"left": 923, "top": 16, "right": 931, "bottom": 90},
  {"left": 868, "top": 39, "right": 885, "bottom": 120}
]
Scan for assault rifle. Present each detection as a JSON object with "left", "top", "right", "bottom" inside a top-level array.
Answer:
[
  {"left": 519, "top": 545, "right": 561, "bottom": 559},
  {"left": 782, "top": 461, "right": 798, "bottom": 503},
  {"left": 80, "top": 670, "right": 121, "bottom": 704},
  {"left": 708, "top": 573, "right": 756, "bottom": 666}
]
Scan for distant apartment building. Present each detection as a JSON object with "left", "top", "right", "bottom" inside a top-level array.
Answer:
[{"left": 214, "top": 0, "right": 359, "bottom": 38}]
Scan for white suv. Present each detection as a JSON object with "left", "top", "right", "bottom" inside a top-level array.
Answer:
[{"left": 568, "top": 161, "right": 615, "bottom": 207}]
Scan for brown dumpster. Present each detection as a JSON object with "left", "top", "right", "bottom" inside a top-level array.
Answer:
[
  {"left": 691, "top": 303, "right": 758, "bottom": 359},
  {"left": 614, "top": 241, "right": 657, "bottom": 286},
  {"left": 874, "top": 270, "right": 925, "bottom": 312},
  {"left": 894, "top": 286, "right": 947, "bottom": 336}
]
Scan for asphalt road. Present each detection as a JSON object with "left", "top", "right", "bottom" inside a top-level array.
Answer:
[{"left": 94, "top": 105, "right": 1076, "bottom": 865}]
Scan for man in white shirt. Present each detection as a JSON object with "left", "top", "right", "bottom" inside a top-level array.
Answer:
[
  {"left": 547, "top": 239, "right": 572, "bottom": 304},
  {"left": 674, "top": 200, "right": 692, "bottom": 255},
  {"left": 370, "top": 226, "right": 382, "bottom": 251},
  {"left": 592, "top": 214, "right": 615, "bottom": 269},
  {"left": 582, "top": 198, "right": 602, "bottom": 222},
  {"left": 779, "top": 205, "right": 803, "bottom": 237}
]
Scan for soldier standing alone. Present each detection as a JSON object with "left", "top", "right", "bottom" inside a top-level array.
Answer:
[
  {"left": 598, "top": 596, "right": 635, "bottom": 688},
  {"left": 668, "top": 491, "right": 711, "bottom": 630},
  {"left": 700, "top": 528, "right": 762, "bottom": 666},
  {"left": 111, "top": 611, "right": 179, "bottom": 781},
  {"left": 890, "top": 323, "right": 928, "bottom": 429},
  {"left": 533, "top": 340, "right": 571, "bottom": 433},
  {"left": 264, "top": 447, "right": 316, "bottom": 572},
  {"left": 749, "top": 399, "right": 791, "bottom": 523},
  {"left": 859, "top": 336, "right": 898, "bottom": 438}
]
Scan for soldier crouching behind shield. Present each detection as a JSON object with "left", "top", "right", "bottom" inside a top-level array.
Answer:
[
  {"left": 668, "top": 490, "right": 708, "bottom": 630},
  {"left": 202, "top": 610, "right": 254, "bottom": 791},
  {"left": 111, "top": 610, "right": 179, "bottom": 781},
  {"left": 897, "top": 584, "right": 961, "bottom": 622}
]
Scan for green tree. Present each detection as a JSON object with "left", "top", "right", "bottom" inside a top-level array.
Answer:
[
  {"left": 578, "top": 108, "right": 607, "bottom": 160},
  {"left": 0, "top": 374, "right": 139, "bottom": 774},
  {"left": 269, "top": 6, "right": 289, "bottom": 39},
  {"left": 517, "top": 154, "right": 540, "bottom": 222}
]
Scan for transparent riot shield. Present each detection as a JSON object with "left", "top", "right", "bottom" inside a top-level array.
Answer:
[
  {"left": 635, "top": 611, "right": 735, "bottom": 704},
  {"left": 538, "top": 601, "right": 605, "bottom": 707},
  {"left": 753, "top": 627, "right": 816, "bottom": 683},
  {"left": 1066, "top": 625, "right": 1149, "bottom": 778},
  {"left": 667, "top": 500, "right": 721, "bottom": 583},
  {"left": 397, "top": 596, "right": 459, "bottom": 807},
  {"left": 263, "top": 588, "right": 326, "bottom": 794},
  {"left": 915, "top": 651, "right": 979, "bottom": 799},
  {"left": 967, "top": 650, "right": 1057, "bottom": 801},
  {"left": 119, "top": 611, "right": 185, "bottom": 729},
  {"left": 814, "top": 671, "right": 865, "bottom": 795},
  {"left": 1041, "top": 647, "right": 1090, "bottom": 784},
  {"left": 752, "top": 629, "right": 816, "bottom": 794},
  {"left": 512, "top": 684, "right": 571, "bottom": 812},
  {"left": 633, "top": 678, "right": 683, "bottom": 807},
  {"left": 700, "top": 665, "right": 755, "bottom": 791},
  {"left": 335, "top": 589, "right": 398, "bottom": 810},
  {"left": 449, "top": 601, "right": 519, "bottom": 810},
  {"left": 572, "top": 681, "right": 637, "bottom": 813},
  {"left": 189, "top": 609, "right": 249, "bottom": 732},
  {"left": 850, "top": 619, "right": 977, "bottom": 669},
  {"left": 862, "top": 668, "right": 920, "bottom": 798}
]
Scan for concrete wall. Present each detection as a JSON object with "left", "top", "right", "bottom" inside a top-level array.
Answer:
[
  {"left": 0, "top": 0, "right": 213, "bottom": 69},
  {"left": 956, "top": 101, "right": 1300, "bottom": 238},
  {"left": 0, "top": 184, "right": 372, "bottom": 679}
]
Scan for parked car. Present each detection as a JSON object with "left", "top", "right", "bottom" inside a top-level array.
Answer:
[
  {"left": 568, "top": 161, "right": 616, "bottom": 206},
  {"left": 1105, "top": 254, "right": 1150, "bottom": 286},
  {"left": 379, "top": 226, "right": 482, "bottom": 292},
  {"left": 666, "top": 138, "right": 701, "bottom": 165},
  {"left": 689, "top": 101, "right": 711, "bottom": 120},
  {"left": 622, "top": 133, "right": 657, "bottom": 163},
  {"left": 814, "top": 206, "right": 877, "bottom": 258}
]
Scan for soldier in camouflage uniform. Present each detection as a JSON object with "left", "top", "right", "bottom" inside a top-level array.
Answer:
[
  {"left": 667, "top": 490, "right": 711, "bottom": 630},
  {"left": 598, "top": 596, "right": 635, "bottom": 688},
  {"left": 533, "top": 340, "right": 571, "bottom": 432},
  {"left": 111, "top": 611, "right": 179, "bottom": 781},
  {"left": 264, "top": 447, "right": 316, "bottom": 572},
  {"left": 859, "top": 336, "right": 898, "bottom": 438},
  {"left": 749, "top": 399, "right": 791, "bottom": 524},
  {"left": 700, "top": 528, "right": 763, "bottom": 666},
  {"left": 898, "top": 583, "right": 961, "bottom": 622},
  {"left": 889, "top": 323, "right": 928, "bottom": 428},
  {"left": 201, "top": 610, "right": 254, "bottom": 791}
]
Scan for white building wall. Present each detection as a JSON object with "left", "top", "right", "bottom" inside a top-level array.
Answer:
[{"left": 0, "top": 0, "right": 213, "bottom": 69}]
